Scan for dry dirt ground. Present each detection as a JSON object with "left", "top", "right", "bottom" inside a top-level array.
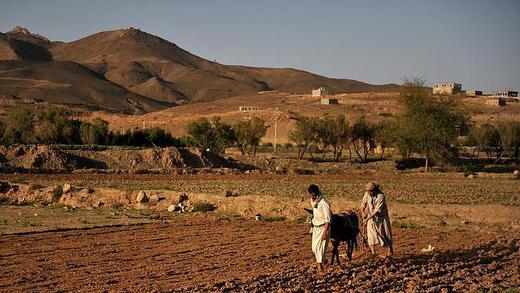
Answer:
[
  {"left": 0, "top": 215, "right": 518, "bottom": 292},
  {"left": 0, "top": 173, "right": 518, "bottom": 292}
]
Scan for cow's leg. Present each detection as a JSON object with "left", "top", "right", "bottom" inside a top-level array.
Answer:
[
  {"left": 335, "top": 242, "right": 341, "bottom": 267},
  {"left": 344, "top": 240, "right": 353, "bottom": 269},
  {"left": 347, "top": 239, "right": 353, "bottom": 261},
  {"left": 330, "top": 240, "right": 339, "bottom": 267}
]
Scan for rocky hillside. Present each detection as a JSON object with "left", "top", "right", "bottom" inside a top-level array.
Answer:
[{"left": 1, "top": 26, "right": 399, "bottom": 113}]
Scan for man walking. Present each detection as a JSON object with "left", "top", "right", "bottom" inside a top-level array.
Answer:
[
  {"left": 361, "top": 182, "right": 394, "bottom": 258},
  {"left": 308, "top": 184, "right": 332, "bottom": 274}
]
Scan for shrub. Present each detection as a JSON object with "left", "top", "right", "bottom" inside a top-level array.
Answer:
[
  {"left": 52, "top": 185, "right": 63, "bottom": 201},
  {"left": 191, "top": 202, "right": 217, "bottom": 213}
]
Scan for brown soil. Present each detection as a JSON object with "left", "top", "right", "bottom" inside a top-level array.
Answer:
[
  {"left": 0, "top": 215, "right": 517, "bottom": 292},
  {"left": 0, "top": 146, "right": 236, "bottom": 172}
]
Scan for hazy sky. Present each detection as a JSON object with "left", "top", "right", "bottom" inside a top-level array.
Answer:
[{"left": 1, "top": 0, "right": 519, "bottom": 92}]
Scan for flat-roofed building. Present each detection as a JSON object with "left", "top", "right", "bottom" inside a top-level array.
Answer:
[
  {"left": 312, "top": 87, "right": 328, "bottom": 97},
  {"left": 239, "top": 106, "right": 259, "bottom": 112},
  {"left": 433, "top": 82, "right": 462, "bottom": 95},
  {"left": 485, "top": 98, "right": 506, "bottom": 107},
  {"left": 491, "top": 91, "right": 519, "bottom": 103},
  {"left": 320, "top": 98, "right": 338, "bottom": 105},
  {"left": 466, "top": 90, "right": 483, "bottom": 97}
]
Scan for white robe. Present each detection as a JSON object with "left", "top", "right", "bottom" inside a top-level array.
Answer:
[
  {"left": 361, "top": 192, "right": 393, "bottom": 247},
  {"left": 311, "top": 197, "right": 331, "bottom": 263}
]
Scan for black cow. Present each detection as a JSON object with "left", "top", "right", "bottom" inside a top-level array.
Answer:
[{"left": 305, "top": 208, "right": 360, "bottom": 267}]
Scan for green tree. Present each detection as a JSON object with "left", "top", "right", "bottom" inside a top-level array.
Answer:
[
  {"left": 394, "top": 81, "right": 468, "bottom": 172},
  {"left": 3, "top": 108, "right": 35, "bottom": 144},
  {"left": 212, "top": 117, "right": 236, "bottom": 153},
  {"left": 351, "top": 116, "right": 376, "bottom": 162},
  {"left": 497, "top": 121, "right": 520, "bottom": 161},
  {"left": 186, "top": 117, "right": 235, "bottom": 152},
  {"left": 80, "top": 118, "right": 109, "bottom": 145},
  {"left": 187, "top": 118, "right": 214, "bottom": 150},
  {"left": 374, "top": 121, "right": 394, "bottom": 160},
  {"left": 234, "top": 117, "right": 268, "bottom": 156},
  {"left": 35, "top": 108, "right": 67, "bottom": 144},
  {"left": 61, "top": 119, "right": 82, "bottom": 145},
  {"left": 479, "top": 123, "right": 501, "bottom": 159},
  {"left": 289, "top": 116, "right": 319, "bottom": 160},
  {"left": 315, "top": 114, "right": 350, "bottom": 161}
]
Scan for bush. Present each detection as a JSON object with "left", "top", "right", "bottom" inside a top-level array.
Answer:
[
  {"left": 52, "top": 185, "right": 63, "bottom": 201},
  {"left": 191, "top": 202, "right": 217, "bottom": 213}
]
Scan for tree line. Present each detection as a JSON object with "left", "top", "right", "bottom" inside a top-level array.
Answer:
[
  {"left": 0, "top": 108, "right": 180, "bottom": 147},
  {"left": 1, "top": 85, "right": 518, "bottom": 170},
  {"left": 185, "top": 116, "right": 268, "bottom": 156},
  {"left": 466, "top": 122, "right": 520, "bottom": 161},
  {"left": 0, "top": 108, "right": 269, "bottom": 153}
]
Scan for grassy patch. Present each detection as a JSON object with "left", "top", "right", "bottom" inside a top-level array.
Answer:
[
  {"left": 191, "top": 202, "right": 217, "bottom": 213},
  {"left": 0, "top": 205, "right": 169, "bottom": 234},
  {"left": 392, "top": 220, "right": 420, "bottom": 229}
]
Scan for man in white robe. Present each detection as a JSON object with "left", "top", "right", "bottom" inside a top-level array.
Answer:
[
  {"left": 361, "top": 182, "right": 394, "bottom": 258},
  {"left": 308, "top": 184, "right": 332, "bottom": 274}
]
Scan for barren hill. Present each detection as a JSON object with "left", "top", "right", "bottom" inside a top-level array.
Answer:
[
  {"left": 0, "top": 60, "right": 166, "bottom": 113},
  {"left": 51, "top": 28, "right": 399, "bottom": 103},
  {"left": 1, "top": 26, "right": 399, "bottom": 113}
]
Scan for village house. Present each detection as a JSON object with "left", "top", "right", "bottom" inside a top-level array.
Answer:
[
  {"left": 312, "top": 87, "right": 328, "bottom": 97},
  {"left": 491, "top": 91, "right": 519, "bottom": 102},
  {"left": 432, "top": 82, "right": 462, "bottom": 95},
  {"left": 320, "top": 98, "right": 338, "bottom": 105},
  {"left": 239, "top": 106, "right": 259, "bottom": 112},
  {"left": 485, "top": 98, "right": 506, "bottom": 107},
  {"left": 465, "top": 90, "right": 483, "bottom": 97}
]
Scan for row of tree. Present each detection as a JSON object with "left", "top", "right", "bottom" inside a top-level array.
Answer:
[
  {"left": 466, "top": 122, "right": 520, "bottom": 160},
  {"left": 288, "top": 114, "right": 383, "bottom": 162},
  {"left": 0, "top": 108, "right": 179, "bottom": 147},
  {"left": 185, "top": 117, "right": 268, "bottom": 155},
  {"left": 0, "top": 108, "right": 271, "bottom": 154}
]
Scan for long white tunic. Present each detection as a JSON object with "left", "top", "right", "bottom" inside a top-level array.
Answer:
[
  {"left": 361, "top": 192, "right": 393, "bottom": 247},
  {"left": 311, "top": 197, "right": 332, "bottom": 263}
]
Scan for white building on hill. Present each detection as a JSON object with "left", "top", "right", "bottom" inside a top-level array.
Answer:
[
  {"left": 312, "top": 87, "right": 328, "bottom": 97},
  {"left": 433, "top": 82, "right": 462, "bottom": 95}
]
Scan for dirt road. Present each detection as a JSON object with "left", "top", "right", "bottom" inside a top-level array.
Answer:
[{"left": 0, "top": 215, "right": 518, "bottom": 292}]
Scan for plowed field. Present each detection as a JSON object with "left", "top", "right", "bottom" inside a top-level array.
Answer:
[{"left": 1, "top": 215, "right": 518, "bottom": 292}]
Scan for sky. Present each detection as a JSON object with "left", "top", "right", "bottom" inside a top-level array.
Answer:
[{"left": 1, "top": 0, "right": 519, "bottom": 92}]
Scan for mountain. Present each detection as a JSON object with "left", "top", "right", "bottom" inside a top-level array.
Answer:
[
  {"left": 0, "top": 60, "right": 167, "bottom": 113},
  {"left": 1, "top": 26, "right": 399, "bottom": 113},
  {"left": 50, "top": 28, "right": 399, "bottom": 103}
]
